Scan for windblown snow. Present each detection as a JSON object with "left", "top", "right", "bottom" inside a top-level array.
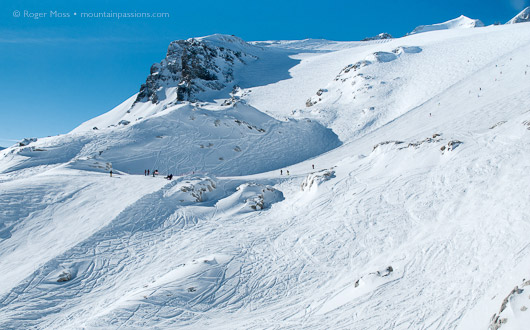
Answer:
[{"left": 2, "top": 19, "right": 530, "bottom": 330}]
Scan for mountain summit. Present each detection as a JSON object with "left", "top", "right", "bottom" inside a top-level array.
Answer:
[
  {"left": 408, "top": 15, "right": 484, "bottom": 35},
  {"left": 507, "top": 6, "right": 530, "bottom": 24},
  {"left": 134, "top": 34, "right": 258, "bottom": 106}
]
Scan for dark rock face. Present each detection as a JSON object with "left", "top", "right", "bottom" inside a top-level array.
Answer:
[{"left": 134, "top": 36, "right": 257, "bottom": 105}]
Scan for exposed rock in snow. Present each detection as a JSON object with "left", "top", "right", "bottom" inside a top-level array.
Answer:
[
  {"left": 408, "top": 15, "right": 484, "bottom": 35},
  {"left": 507, "top": 7, "right": 530, "bottom": 24},
  {"left": 489, "top": 279, "right": 530, "bottom": 329},
  {"left": 18, "top": 138, "right": 37, "bottom": 147},
  {"left": 118, "top": 120, "right": 130, "bottom": 126},
  {"left": 164, "top": 177, "right": 217, "bottom": 203},
  {"left": 215, "top": 183, "right": 284, "bottom": 213},
  {"left": 440, "top": 139, "right": 463, "bottom": 153},
  {"left": 236, "top": 183, "right": 283, "bottom": 211},
  {"left": 361, "top": 33, "right": 393, "bottom": 41},
  {"left": 57, "top": 271, "right": 72, "bottom": 283},
  {"left": 490, "top": 121, "right": 507, "bottom": 129},
  {"left": 301, "top": 169, "right": 336, "bottom": 191},
  {"left": 372, "top": 140, "right": 405, "bottom": 151}
]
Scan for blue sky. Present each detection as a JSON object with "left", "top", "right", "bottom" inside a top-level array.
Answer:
[{"left": 0, "top": 0, "right": 528, "bottom": 147}]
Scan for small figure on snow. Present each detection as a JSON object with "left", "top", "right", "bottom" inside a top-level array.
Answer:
[
  {"left": 110, "top": 170, "right": 113, "bottom": 177},
  {"left": 280, "top": 169, "right": 283, "bottom": 175},
  {"left": 287, "top": 170, "right": 290, "bottom": 175},
  {"left": 312, "top": 164, "right": 315, "bottom": 170},
  {"left": 147, "top": 169, "right": 150, "bottom": 176}
]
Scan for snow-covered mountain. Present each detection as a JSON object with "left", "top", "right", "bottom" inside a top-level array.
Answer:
[
  {"left": 507, "top": 6, "right": 530, "bottom": 24},
  {"left": 408, "top": 15, "right": 484, "bottom": 35},
  {"left": 2, "top": 17, "right": 530, "bottom": 330}
]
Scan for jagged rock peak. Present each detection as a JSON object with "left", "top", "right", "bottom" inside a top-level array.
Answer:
[{"left": 134, "top": 34, "right": 258, "bottom": 105}]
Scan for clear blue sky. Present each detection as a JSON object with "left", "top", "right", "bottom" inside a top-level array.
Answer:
[{"left": 0, "top": 0, "right": 528, "bottom": 147}]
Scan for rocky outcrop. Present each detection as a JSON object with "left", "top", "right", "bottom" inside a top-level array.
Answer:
[
  {"left": 489, "top": 279, "right": 530, "bottom": 329},
  {"left": 361, "top": 33, "right": 393, "bottom": 41},
  {"left": 134, "top": 35, "right": 258, "bottom": 106},
  {"left": 301, "top": 169, "right": 336, "bottom": 191},
  {"left": 18, "top": 138, "right": 37, "bottom": 147}
]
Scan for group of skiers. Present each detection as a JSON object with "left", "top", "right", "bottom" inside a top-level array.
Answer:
[
  {"left": 143, "top": 169, "right": 173, "bottom": 180},
  {"left": 144, "top": 169, "right": 160, "bottom": 177},
  {"left": 280, "top": 164, "right": 315, "bottom": 176}
]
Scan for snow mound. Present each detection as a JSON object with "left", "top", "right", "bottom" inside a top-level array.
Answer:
[
  {"left": 216, "top": 182, "right": 284, "bottom": 213},
  {"left": 507, "top": 7, "right": 530, "bottom": 24},
  {"left": 2, "top": 102, "right": 341, "bottom": 176},
  {"left": 318, "top": 264, "right": 403, "bottom": 314},
  {"left": 65, "top": 157, "right": 113, "bottom": 173},
  {"left": 392, "top": 46, "right": 422, "bottom": 54},
  {"left": 365, "top": 51, "right": 398, "bottom": 63},
  {"left": 109, "top": 254, "right": 232, "bottom": 313},
  {"left": 409, "top": 15, "right": 484, "bottom": 35}
]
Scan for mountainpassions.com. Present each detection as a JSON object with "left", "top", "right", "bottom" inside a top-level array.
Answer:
[{"left": 80, "top": 11, "right": 170, "bottom": 19}]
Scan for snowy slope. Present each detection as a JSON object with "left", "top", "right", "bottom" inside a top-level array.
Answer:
[
  {"left": 2, "top": 21, "right": 530, "bottom": 330},
  {"left": 408, "top": 15, "right": 484, "bottom": 35}
]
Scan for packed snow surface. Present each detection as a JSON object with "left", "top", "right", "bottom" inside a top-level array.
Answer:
[{"left": 2, "top": 20, "right": 530, "bottom": 330}]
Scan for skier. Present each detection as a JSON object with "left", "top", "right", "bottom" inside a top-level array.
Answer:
[
  {"left": 287, "top": 170, "right": 290, "bottom": 175},
  {"left": 147, "top": 169, "right": 150, "bottom": 176},
  {"left": 144, "top": 169, "right": 147, "bottom": 176},
  {"left": 110, "top": 170, "right": 113, "bottom": 177},
  {"left": 312, "top": 164, "right": 315, "bottom": 170},
  {"left": 280, "top": 169, "right": 283, "bottom": 175}
]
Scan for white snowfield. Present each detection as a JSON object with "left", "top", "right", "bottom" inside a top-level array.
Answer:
[{"left": 2, "top": 17, "right": 530, "bottom": 330}]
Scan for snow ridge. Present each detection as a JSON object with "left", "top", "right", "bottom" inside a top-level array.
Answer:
[
  {"left": 507, "top": 7, "right": 530, "bottom": 24},
  {"left": 408, "top": 15, "right": 484, "bottom": 35}
]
